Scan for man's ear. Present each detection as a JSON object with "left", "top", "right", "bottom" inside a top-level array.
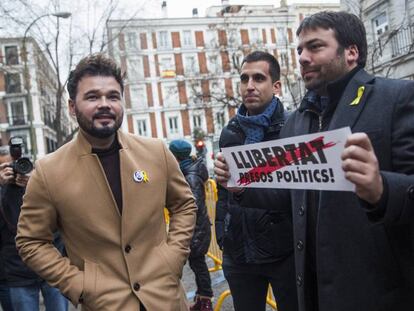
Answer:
[
  {"left": 68, "top": 99, "right": 76, "bottom": 117},
  {"left": 272, "top": 80, "right": 282, "bottom": 96},
  {"left": 345, "top": 44, "right": 359, "bottom": 67}
]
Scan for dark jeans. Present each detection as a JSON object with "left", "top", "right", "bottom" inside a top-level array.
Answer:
[
  {"left": 0, "top": 282, "right": 13, "bottom": 311},
  {"left": 223, "top": 254, "right": 298, "bottom": 311},
  {"left": 188, "top": 254, "right": 213, "bottom": 297},
  {"left": 8, "top": 280, "right": 68, "bottom": 311}
]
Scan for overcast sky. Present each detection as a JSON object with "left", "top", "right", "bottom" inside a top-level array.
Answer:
[{"left": 161, "top": 0, "right": 340, "bottom": 18}]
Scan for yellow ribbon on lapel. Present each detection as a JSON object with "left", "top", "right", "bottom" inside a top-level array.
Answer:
[
  {"left": 350, "top": 86, "right": 365, "bottom": 106},
  {"left": 142, "top": 171, "right": 149, "bottom": 183}
]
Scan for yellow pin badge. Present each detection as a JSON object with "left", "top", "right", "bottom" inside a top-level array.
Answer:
[
  {"left": 350, "top": 86, "right": 365, "bottom": 106},
  {"left": 133, "top": 170, "right": 149, "bottom": 183}
]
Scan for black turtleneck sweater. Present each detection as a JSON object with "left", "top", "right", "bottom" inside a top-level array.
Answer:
[{"left": 92, "top": 137, "right": 123, "bottom": 214}]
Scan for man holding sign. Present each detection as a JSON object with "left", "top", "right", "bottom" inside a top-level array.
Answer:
[
  {"left": 215, "top": 11, "right": 414, "bottom": 311},
  {"left": 215, "top": 51, "right": 298, "bottom": 311}
]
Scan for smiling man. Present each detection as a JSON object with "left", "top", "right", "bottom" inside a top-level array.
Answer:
[
  {"left": 215, "top": 51, "right": 297, "bottom": 311},
  {"left": 15, "top": 54, "right": 196, "bottom": 311}
]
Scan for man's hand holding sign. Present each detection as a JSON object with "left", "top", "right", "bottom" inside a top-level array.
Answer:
[{"left": 215, "top": 127, "right": 383, "bottom": 203}]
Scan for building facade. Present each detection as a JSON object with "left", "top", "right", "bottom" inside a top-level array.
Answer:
[
  {"left": 0, "top": 37, "right": 74, "bottom": 159},
  {"left": 342, "top": 0, "right": 414, "bottom": 79},
  {"left": 107, "top": 1, "right": 339, "bottom": 170}
]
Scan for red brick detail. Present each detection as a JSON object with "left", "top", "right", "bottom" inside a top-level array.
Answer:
[
  {"left": 287, "top": 28, "right": 293, "bottom": 43},
  {"left": 175, "top": 54, "right": 184, "bottom": 75},
  {"left": 201, "top": 80, "right": 210, "bottom": 102},
  {"left": 180, "top": 110, "right": 191, "bottom": 136},
  {"left": 143, "top": 56, "right": 150, "bottom": 78},
  {"left": 0, "top": 100, "right": 7, "bottom": 123},
  {"left": 146, "top": 84, "right": 153, "bottom": 107},
  {"left": 124, "top": 85, "right": 131, "bottom": 109},
  {"left": 271, "top": 29, "right": 276, "bottom": 44},
  {"left": 205, "top": 108, "right": 214, "bottom": 134},
  {"left": 152, "top": 32, "right": 157, "bottom": 49},
  {"left": 140, "top": 33, "right": 148, "bottom": 49},
  {"left": 178, "top": 81, "right": 188, "bottom": 104},
  {"left": 240, "top": 29, "right": 249, "bottom": 45},
  {"left": 127, "top": 115, "right": 134, "bottom": 133},
  {"left": 172, "top": 32, "right": 181, "bottom": 48},
  {"left": 120, "top": 56, "right": 127, "bottom": 74},
  {"left": 225, "top": 78, "right": 234, "bottom": 98},
  {"left": 161, "top": 112, "right": 167, "bottom": 138},
  {"left": 0, "top": 72, "right": 5, "bottom": 92},
  {"left": 195, "top": 31, "right": 204, "bottom": 47},
  {"left": 262, "top": 29, "right": 267, "bottom": 44},
  {"left": 150, "top": 112, "right": 157, "bottom": 138},
  {"left": 273, "top": 49, "right": 279, "bottom": 60},
  {"left": 290, "top": 48, "right": 297, "bottom": 69},
  {"left": 220, "top": 51, "right": 231, "bottom": 72},
  {"left": 154, "top": 55, "right": 160, "bottom": 77},
  {"left": 198, "top": 52, "right": 208, "bottom": 74},
  {"left": 158, "top": 83, "right": 163, "bottom": 106},
  {"left": 218, "top": 30, "right": 227, "bottom": 46},
  {"left": 228, "top": 106, "right": 236, "bottom": 118},
  {"left": 118, "top": 33, "right": 126, "bottom": 51}
]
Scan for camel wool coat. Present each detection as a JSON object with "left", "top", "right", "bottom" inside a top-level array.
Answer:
[{"left": 16, "top": 130, "right": 197, "bottom": 311}]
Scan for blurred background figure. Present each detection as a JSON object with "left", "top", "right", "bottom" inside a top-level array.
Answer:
[
  {"left": 0, "top": 142, "right": 68, "bottom": 311},
  {"left": 169, "top": 140, "right": 213, "bottom": 311}
]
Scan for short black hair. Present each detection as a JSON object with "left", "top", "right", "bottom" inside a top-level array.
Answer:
[
  {"left": 296, "top": 11, "right": 367, "bottom": 68},
  {"left": 241, "top": 51, "right": 281, "bottom": 82},
  {"left": 67, "top": 53, "right": 125, "bottom": 100}
]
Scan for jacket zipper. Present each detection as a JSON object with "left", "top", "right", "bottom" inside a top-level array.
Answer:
[{"left": 305, "top": 109, "right": 323, "bottom": 132}]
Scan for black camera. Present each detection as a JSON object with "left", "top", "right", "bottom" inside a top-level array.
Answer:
[{"left": 9, "top": 136, "right": 33, "bottom": 175}]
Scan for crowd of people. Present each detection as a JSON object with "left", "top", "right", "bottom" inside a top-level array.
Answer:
[{"left": 0, "top": 10, "right": 412, "bottom": 311}]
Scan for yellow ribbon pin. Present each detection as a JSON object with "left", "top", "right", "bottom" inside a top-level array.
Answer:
[
  {"left": 350, "top": 86, "right": 365, "bottom": 106},
  {"left": 142, "top": 171, "right": 149, "bottom": 183}
]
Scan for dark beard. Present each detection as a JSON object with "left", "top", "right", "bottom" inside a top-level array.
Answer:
[{"left": 75, "top": 108, "right": 123, "bottom": 138}]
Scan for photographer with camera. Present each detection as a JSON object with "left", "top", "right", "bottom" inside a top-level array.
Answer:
[{"left": 0, "top": 139, "right": 68, "bottom": 311}]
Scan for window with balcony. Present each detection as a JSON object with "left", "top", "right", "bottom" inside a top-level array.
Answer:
[
  {"left": 193, "top": 115, "right": 202, "bottom": 128},
  {"left": 251, "top": 28, "right": 260, "bottom": 43},
  {"left": 9, "top": 101, "right": 26, "bottom": 125},
  {"left": 168, "top": 116, "right": 179, "bottom": 134},
  {"left": 277, "top": 27, "right": 286, "bottom": 45},
  {"left": 128, "top": 58, "right": 143, "bottom": 79},
  {"left": 182, "top": 30, "right": 193, "bottom": 47},
  {"left": 215, "top": 111, "right": 225, "bottom": 132},
  {"left": 158, "top": 31, "right": 170, "bottom": 49},
  {"left": 130, "top": 85, "right": 147, "bottom": 110},
  {"left": 6, "top": 73, "right": 22, "bottom": 93},
  {"left": 126, "top": 32, "right": 138, "bottom": 50},
  {"left": 206, "top": 29, "right": 218, "bottom": 48},
  {"left": 184, "top": 55, "right": 198, "bottom": 74},
  {"left": 372, "top": 12, "right": 389, "bottom": 38},
  {"left": 136, "top": 119, "right": 148, "bottom": 136},
  {"left": 5, "top": 46, "right": 19, "bottom": 65}
]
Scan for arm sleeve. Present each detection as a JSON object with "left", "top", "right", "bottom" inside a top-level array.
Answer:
[
  {"left": 15, "top": 162, "right": 83, "bottom": 306},
  {"left": 163, "top": 143, "right": 197, "bottom": 259},
  {"left": 366, "top": 81, "right": 414, "bottom": 225}
]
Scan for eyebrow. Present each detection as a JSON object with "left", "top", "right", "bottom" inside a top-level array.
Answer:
[{"left": 83, "top": 89, "right": 121, "bottom": 96}]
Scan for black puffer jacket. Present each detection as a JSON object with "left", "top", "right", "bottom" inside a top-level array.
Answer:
[
  {"left": 181, "top": 157, "right": 211, "bottom": 257},
  {"left": 216, "top": 100, "right": 293, "bottom": 264}
]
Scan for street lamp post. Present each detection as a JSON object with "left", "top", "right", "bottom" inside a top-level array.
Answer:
[{"left": 22, "top": 11, "right": 71, "bottom": 160}]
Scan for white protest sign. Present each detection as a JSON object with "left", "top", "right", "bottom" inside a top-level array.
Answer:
[{"left": 221, "top": 127, "right": 355, "bottom": 191}]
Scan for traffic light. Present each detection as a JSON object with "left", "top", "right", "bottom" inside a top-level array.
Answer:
[{"left": 195, "top": 139, "right": 206, "bottom": 157}]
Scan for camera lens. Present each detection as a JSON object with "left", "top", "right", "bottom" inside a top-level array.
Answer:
[{"left": 14, "top": 158, "right": 34, "bottom": 175}]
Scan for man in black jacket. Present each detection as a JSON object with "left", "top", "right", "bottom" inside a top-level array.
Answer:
[
  {"left": 169, "top": 140, "right": 213, "bottom": 311},
  {"left": 0, "top": 145, "right": 68, "bottom": 310},
  {"left": 216, "top": 51, "right": 297, "bottom": 311}
]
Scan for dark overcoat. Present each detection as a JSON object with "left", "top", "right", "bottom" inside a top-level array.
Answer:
[{"left": 281, "top": 69, "right": 414, "bottom": 311}]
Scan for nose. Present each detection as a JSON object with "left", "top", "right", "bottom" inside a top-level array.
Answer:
[
  {"left": 299, "top": 49, "right": 311, "bottom": 67},
  {"left": 247, "top": 78, "right": 255, "bottom": 90},
  {"left": 97, "top": 96, "right": 111, "bottom": 109}
]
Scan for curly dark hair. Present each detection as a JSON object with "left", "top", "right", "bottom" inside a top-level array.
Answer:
[{"left": 67, "top": 53, "right": 125, "bottom": 100}]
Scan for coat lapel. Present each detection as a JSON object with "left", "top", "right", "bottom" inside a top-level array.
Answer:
[{"left": 328, "top": 69, "right": 375, "bottom": 131}]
